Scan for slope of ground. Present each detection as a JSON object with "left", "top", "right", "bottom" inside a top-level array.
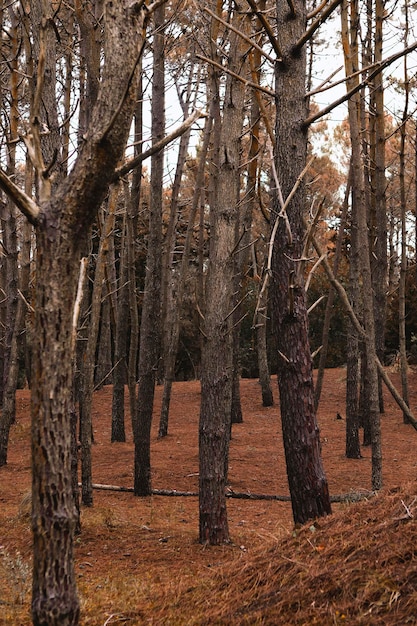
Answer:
[{"left": 1, "top": 368, "right": 417, "bottom": 624}]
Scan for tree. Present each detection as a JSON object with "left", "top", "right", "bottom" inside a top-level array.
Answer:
[
  {"left": 341, "top": 0, "right": 382, "bottom": 488},
  {"left": 134, "top": 2, "right": 165, "bottom": 496},
  {"left": 270, "top": 0, "right": 332, "bottom": 525},
  {"left": 199, "top": 3, "right": 247, "bottom": 544},
  {"left": 0, "top": 2, "right": 152, "bottom": 623}
]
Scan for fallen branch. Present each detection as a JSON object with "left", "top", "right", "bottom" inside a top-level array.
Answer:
[{"left": 84, "top": 483, "right": 374, "bottom": 503}]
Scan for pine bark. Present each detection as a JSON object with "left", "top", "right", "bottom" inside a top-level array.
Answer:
[
  {"left": 199, "top": 9, "right": 245, "bottom": 544},
  {"left": 27, "top": 4, "right": 149, "bottom": 624},
  {"left": 134, "top": 3, "right": 165, "bottom": 495},
  {"left": 271, "top": 0, "right": 331, "bottom": 525}
]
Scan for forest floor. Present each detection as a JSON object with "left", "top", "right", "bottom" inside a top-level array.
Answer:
[{"left": 2, "top": 367, "right": 417, "bottom": 624}]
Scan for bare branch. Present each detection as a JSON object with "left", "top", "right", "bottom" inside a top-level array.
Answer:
[
  {"left": 245, "top": 0, "right": 283, "bottom": 61},
  {"left": 309, "top": 229, "right": 417, "bottom": 429},
  {"left": 204, "top": 6, "right": 275, "bottom": 64},
  {"left": 305, "top": 39, "right": 417, "bottom": 126},
  {"left": 294, "top": 0, "right": 343, "bottom": 52},
  {"left": 72, "top": 257, "right": 88, "bottom": 353},
  {"left": 196, "top": 53, "right": 274, "bottom": 97},
  {"left": 113, "top": 109, "right": 206, "bottom": 180},
  {"left": 307, "top": 0, "right": 330, "bottom": 20},
  {"left": 0, "top": 169, "right": 40, "bottom": 225}
]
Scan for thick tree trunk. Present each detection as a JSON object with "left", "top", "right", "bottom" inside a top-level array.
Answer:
[
  {"left": 28, "top": 3, "right": 149, "bottom": 624},
  {"left": 272, "top": 0, "right": 331, "bottom": 526},
  {"left": 31, "top": 224, "right": 82, "bottom": 626},
  {"left": 199, "top": 9, "right": 246, "bottom": 544}
]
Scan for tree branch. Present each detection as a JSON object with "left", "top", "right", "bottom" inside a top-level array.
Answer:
[
  {"left": 294, "top": 0, "right": 343, "bottom": 52},
  {"left": 113, "top": 108, "right": 206, "bottom": 180},
  {"left": 0, "top": 169, "right": 40, "bottom": 225},
  {"left": 309, "top": 229, "right": 417, "bottom": 429},
  {"left": 196, "top": 53, "right": 275, "bottom": 97},
  {"left": 84, "top": 482, "right": 374, "bottom": 503},
  {"left": 204, "top": 6, "right": 275, "bottom": 64},
  {"left": 304, "top": 39, "right": 417, "bottom": 126},
  {"left": 245, "top": 0, "right": 283, "bottom": 61}
]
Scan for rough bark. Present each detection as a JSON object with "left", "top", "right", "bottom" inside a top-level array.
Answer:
[
  {"left": 134, "top": 3, "right": 165, "bottom": 495},
  {"left": 271, "top": 0, "right": 332, "bottom": 526},
  {"left": 25, "top": 3, "right": 149, "bottom": 624},
  {"left": 199, "top": 8, "right": 246, "bottom": 544},
  {"left": 342, "top": 0, "right": 382, "bottom": 489}
]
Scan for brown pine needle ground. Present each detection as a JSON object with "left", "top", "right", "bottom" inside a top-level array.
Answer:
[{"left": 2, "top": 370, "right": 417, "bottom": 624}]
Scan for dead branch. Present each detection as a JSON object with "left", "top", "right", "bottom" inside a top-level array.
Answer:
[
  {"left": 71, "top": 257, "right": 88, "bottom": 353},
  {"left": 0, "top": 168, "right": 40, "bottom": 224},
  {"left": 294, "top": 0, "right": 343, "bottom": 52},
  {"left": 245, "top": 0, "right": 283, "bottom": 60},
  {"left": 307, "top": 0, "right": 330, "bottom": 20},
  {"left": 195, "top": 54, "right": 274, "bottom": 97},
  {"left": 85, "top": 482, "right": 374, "bottom": 503},
  {"left": 113, "top": 109, "right": 205, "bottom": 180},
  {"left": 204, "top": 6, "right": 275, "bottom": 64},
  {"left": 309, "top": 229, "right": 417, "bottom": 430},
  {"left": 304, "top": 39, "right": 417, "bottom": 126}
]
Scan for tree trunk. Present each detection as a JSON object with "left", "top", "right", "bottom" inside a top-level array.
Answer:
[
  {"left": 399, "top": 5, "right": 410, "bottom": 422},
  {"left": 314, "top": 175, "right": 350, "bottom": 411},
  {"left": 342, "top": 0, "right": 382, "bottom": 489},
  {"left": 134, "top": 3, "right": 165, "bottom": 495},
  {"left": 159, "top": 63, "right": 199, "bottom": 436},
  {"left": 370, "top": 0, "right": 387, "bottom": 413},
  {"left": 26, "top": 4, "right": 149, "bottom": 623},
  {"left": 111, "top": 211, "right": 129, "bottom": 442},
  {"left": 271, "top": 0, "right": 332, "bottom": 526},
  {"left": 199, "top": 7, "right": 246, "bottom": 544},
  {"left": 255, "top": 275, "right": 274, "bottom": 407},
  {"left": 79, "top": 195, "right": 117, "bottom": 506}
]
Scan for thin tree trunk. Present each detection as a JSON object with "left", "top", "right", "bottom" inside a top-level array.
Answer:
[
  {"left": 340, "top": 3, "right": 362, "bottom": 460},
  {"left": 79, "top": 192, "right": 117, "bottom": 506},
  {"left": 159, "top": 63, "right": 200, "bottom": 436},
  {"left": 111, "top": 211, "right": 129, "bottom": 442},
  {"left": 342, "top": 0, "right": 382, "bottom": 489},
  {"left": 371, "top": 0, "right": 387, "bottom": 413},
  {"left": 255, "top": 270, "right": 274, "bottom": 407},
  {"left": 134, "top": 3, "right": 165, "bottom": 495},
  {"left": 399, "top": 3, "right": 410, "bottom": 422},
  {"left": 314, "top": 174, "right": 350, "bottom": 411},
  {"left": 127, "top": 77, "right": 143, "bottom": 427},
  {"left": 0, "top": 10, "right": 22, "bottom": 464}
]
